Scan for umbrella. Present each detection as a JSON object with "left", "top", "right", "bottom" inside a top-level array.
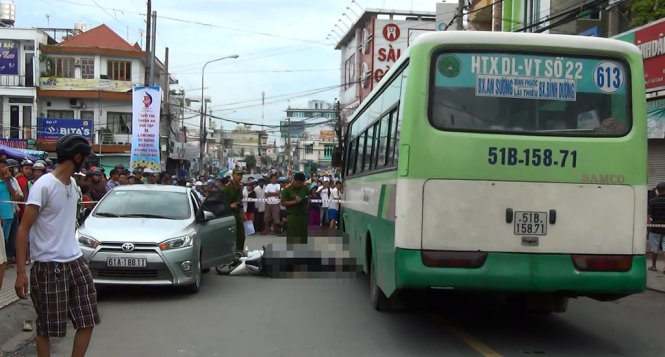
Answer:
[{"left": 0, "top": 144, "right": 38, "bottom": 161}]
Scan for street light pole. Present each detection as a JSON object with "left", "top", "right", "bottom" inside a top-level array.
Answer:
[{"left": 200, "top": 54, "right": 239, "bottom": 175}]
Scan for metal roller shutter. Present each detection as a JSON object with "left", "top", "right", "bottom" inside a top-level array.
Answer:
[{"left": 648, "top": 139, "right": 665, "bottom": 189}]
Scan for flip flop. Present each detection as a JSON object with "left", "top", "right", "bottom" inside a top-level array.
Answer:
[{"left": 649, "top": 266, "right": 658, "bottom": 271}]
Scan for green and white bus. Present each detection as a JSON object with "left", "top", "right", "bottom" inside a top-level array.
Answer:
[{"left": 341, "top": 31, "right": 647, "bottom": 312}]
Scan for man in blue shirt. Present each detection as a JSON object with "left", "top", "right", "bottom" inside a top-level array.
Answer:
[{"left": 0, "top": 159, "right": 20, "bottom": 250}]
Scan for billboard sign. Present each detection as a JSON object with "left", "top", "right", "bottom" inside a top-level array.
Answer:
[
  {"left": 614, "top": 18, "right": 665, "bottom": 91},
  {"left": 37, "top": 118, "right": 93, "bottom": 142},
  {"left": 0, "top": 138, "right": 27, "bottom": 149},
  {"left": 280, "top": 120, "right": 305, "bottom": 138},
  {"left": 0, "top": 40, "right": 18, "bottom": 75}
]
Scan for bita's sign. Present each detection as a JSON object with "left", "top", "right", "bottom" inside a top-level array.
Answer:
[{"left": 37, "top": 118, "right": 93, "bottom": 142}]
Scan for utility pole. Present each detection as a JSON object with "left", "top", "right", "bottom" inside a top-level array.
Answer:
[
  {"left": 163, "top": 46, "right": 170, "bottom": 173},
  {"left": 286, "top": 117, "right": 291, "bottom": 176},
  {"left": 144, "top": 0, "right": 151, "bottom": 85},
  {"left": 149, "top": 11, "right": 157, "bottom": 86},
  {"left": 456, "top": 0, "right": 464, "bottom": 30},
  {"left": 333, "top": 99, "right": 344, "bottom": 174}
]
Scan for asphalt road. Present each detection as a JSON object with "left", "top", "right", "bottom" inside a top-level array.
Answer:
[{"left": 10, "top": 234, "right": 665, "bottom": 357}]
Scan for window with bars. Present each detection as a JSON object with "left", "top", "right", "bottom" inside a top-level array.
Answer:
[
  {"left": 323, "top": 144, "right": 333, "bottom": 159},
  {"left": 81, "top": 58, "right": 94, "bottom": 79},
  {"left": 80, "top": 111, "right": 94, "bottom": 120},
  {"left": 305, "top": 144, "right": 314, "bottom": 154},
  {"left": 49, "top": 57, "right": 75, "bottom": 78},
  {"left": 47, "top": 110, "right": 75, "bottom": 119},
  {"left": 107, "top": 60, "right": 132, "bottom": 81},
  {"left": 107, "top": 112, "right": 131, "bottom": 134}
]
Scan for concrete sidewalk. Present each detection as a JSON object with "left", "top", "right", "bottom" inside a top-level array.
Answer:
[{"left": 646, "top": 259, "right": 665, "bottom": 293}]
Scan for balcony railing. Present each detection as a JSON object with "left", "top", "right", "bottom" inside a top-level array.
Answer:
[{"left": 0, "top": 75, "right": 31, "bottom": 87}]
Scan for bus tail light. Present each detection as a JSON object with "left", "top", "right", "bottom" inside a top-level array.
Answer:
[
  {"left": 571, "top": 255, "right": 633, "bottom": 272},
  {"left": 422, "top": 251, "right": 487, "bottom": 268}
]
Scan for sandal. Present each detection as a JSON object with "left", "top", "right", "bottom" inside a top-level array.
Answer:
[
  {"left": 22, "top": 320, "right": 33, "bottom": 332},
  {"left": 649, "top": 266, "right": 658, "bottom": 271}
]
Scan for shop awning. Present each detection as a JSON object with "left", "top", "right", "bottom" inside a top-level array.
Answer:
[{"left": 0, "top": 144, "right": 39, "bottom": 161}]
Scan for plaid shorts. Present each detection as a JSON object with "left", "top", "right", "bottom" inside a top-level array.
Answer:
[{"left": 30, "top": 257, "right": 101, "bottom": 337}]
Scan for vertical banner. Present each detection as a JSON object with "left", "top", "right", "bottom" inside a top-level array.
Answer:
[{"left": 131, "top": 86, "right": 162, "bottom": 172}]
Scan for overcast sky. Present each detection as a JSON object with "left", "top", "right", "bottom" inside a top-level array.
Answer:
[{"left": 18, "top": 0, "right": 448, "bottom": 142}]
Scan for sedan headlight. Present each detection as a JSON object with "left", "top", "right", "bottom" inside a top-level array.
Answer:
[
  {"left": 159, "top": 234, "right": 195, "bottom": 251},
  {"left": 77, "top": 232, "right": 99, "bottom": 249}
]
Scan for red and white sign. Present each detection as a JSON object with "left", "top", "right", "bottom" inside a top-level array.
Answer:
[
  {"left": 615, "top": 18, "right": 665, "bottom": 91},
  {"left": 635, "top": 21, "right": 665, "bottom": 90},
  {"left": 383, "top": 24, "right": 400, "bottom": 41}
]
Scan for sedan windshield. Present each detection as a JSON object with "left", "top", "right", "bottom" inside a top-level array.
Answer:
[{"left": 94, "top": 190, "right": 191, "bottom": 220}]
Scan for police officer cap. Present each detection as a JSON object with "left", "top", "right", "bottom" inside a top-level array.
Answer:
[{"left": 232, "top": 168, "right": 243, "bottom": 175}]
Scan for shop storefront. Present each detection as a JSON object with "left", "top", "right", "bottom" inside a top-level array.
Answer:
[{"left": 615, "top": 18, "right": 665, "bottom": 187}]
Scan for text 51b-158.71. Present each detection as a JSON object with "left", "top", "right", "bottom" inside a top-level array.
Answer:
[{"left": 488, "top": 147, "right": 578, "bottom": 168}]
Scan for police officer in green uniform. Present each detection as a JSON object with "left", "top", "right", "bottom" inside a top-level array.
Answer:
[
  {"left": 223, "top": 169, "right": 246, "bottom": 252},
  {"left": 280, "top": 172, "right": 309, "bottom": 245}
]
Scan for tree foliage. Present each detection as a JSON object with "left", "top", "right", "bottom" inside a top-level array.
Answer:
[
  {"left": 629, "top": 0, "right": 665, "bottom": 27},
  {"left": 244, "top": 155, "right": 257, "bottom": 169}
]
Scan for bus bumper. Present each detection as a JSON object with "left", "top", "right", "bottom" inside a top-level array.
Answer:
[{"left": 395, "top": 248, "right": 646, "bottom": 296}]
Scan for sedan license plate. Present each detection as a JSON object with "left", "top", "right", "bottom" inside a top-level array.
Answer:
[
  {"left": 107, "top": 257, "right": 147, "bottom": 268},
  {"left": 514, "top": 211, "right": 547, "bottom": 236}
]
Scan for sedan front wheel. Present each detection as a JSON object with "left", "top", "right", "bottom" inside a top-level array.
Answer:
[{"left": 183, "top": 253, "right": 202, "bottom": 294}]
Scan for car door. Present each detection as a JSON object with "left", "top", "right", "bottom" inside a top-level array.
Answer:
[{"left": 197, "top": 191, "right": 236, "bottom": 267}]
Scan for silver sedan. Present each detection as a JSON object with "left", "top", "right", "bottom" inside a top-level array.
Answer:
[{"left": 77, "top": 185, "right": 237, "bottom": 293}]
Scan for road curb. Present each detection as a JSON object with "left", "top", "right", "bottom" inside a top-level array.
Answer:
[{"left": 646, "top": 286, "right": 665, "bottom": 294}]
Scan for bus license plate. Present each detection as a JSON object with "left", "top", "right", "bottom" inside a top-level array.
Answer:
[
  {"left": 514, "top": 211, "right": 547, "bottom": 236},
  {"left": 107, "top": 257, "right": 147, "bottom": 268}
]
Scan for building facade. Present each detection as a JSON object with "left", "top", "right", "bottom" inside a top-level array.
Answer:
[
  {"left": 297, "top": 129, "right": 335, "bottom": 174},
  {"left": 0, "top": 28, "right": 50, "bottom": 144},
  {"left": 335, "top": 9, "right": 437, "bottom": 126},
  {"left": 224, "top": 124, "right": 269, "bottom": 169},
  {"left": 36, "top": 24, "right": 174, "bottom": 171}
]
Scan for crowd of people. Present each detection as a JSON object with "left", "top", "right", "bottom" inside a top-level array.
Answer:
[{"left": 187, "top": 171, "right": 343, "bottom": 236}]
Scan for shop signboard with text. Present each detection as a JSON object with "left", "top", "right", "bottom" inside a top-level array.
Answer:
[
  {"left": 0, "top": 40, "right": 18, "bottom": 75},
  {"left": 372, "top": 20, "right": 435, "bottom": 84},
  {"left": 614, "top": 17, "right": 665, "bottom": 91},
  {"left": 37, "top": 118, "right": 93, "bottom": 142}
]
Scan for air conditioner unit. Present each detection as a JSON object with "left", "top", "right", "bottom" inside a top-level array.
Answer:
[{"left": 69, "top": 98, "right": 83, "bottom": 108}]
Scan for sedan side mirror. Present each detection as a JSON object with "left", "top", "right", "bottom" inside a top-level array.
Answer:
[
  {"left": 203, "top": 210, "right": 215, "bottom": 221},
  {"left": 196, "top": 210, "right": 215, "bottom": 222}
]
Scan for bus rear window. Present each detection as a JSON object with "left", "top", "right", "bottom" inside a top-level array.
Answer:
[{"left": 428, "top": 52, "right": 631, "bottom": 137}]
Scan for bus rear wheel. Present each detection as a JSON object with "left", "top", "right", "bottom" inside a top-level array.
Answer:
[
  {"left": 369, "top": 254, "right": 404, "bottom": 311},
  {"left": 369, "top": 256, "right": 389, "bottom": 311}
]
